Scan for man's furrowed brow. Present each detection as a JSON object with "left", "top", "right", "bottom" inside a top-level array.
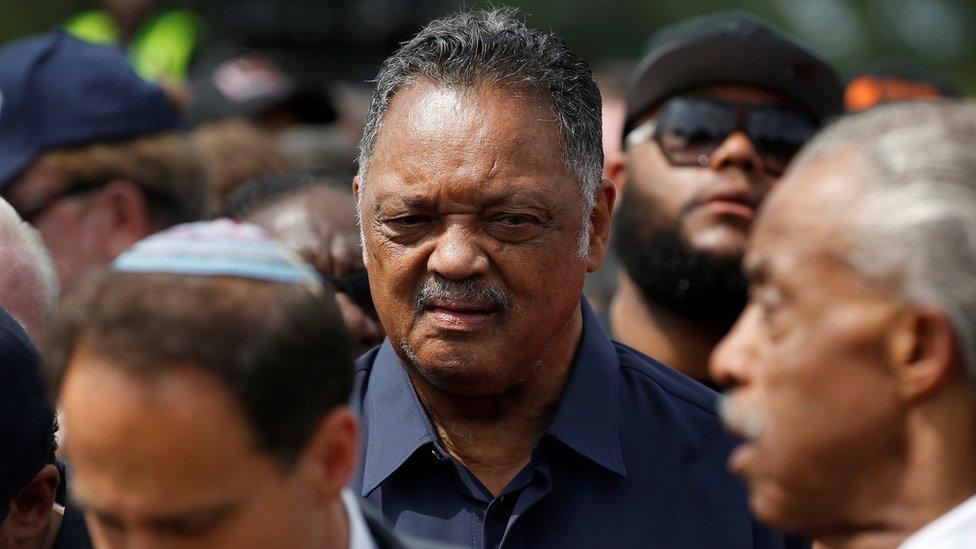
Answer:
[{"left": 373, "top": 194, "right": 433, "bottom": 211}]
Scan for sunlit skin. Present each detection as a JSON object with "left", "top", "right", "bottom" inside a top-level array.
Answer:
[
  {"left": 355, "top": 81, "right": 614, "bottom": 493},
  {"left": 711, "top": 151, "right": 976, "bottom": 546},
  {"left": 607, "top": 84, "right": 804, "bottom": 382},
  {"left": 60, "top": 350, "right": 356, "bottom": 549}
]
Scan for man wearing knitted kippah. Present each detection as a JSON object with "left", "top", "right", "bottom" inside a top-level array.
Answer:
[{"left": 47, "top": 220, "right": 447, "bottom": 549}]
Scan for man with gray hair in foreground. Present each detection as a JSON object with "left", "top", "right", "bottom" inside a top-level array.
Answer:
[
  {"left": 350, "top": 8, "right": 798, "bottom": 548},
  {"left": 712, "top": 100, "right": 976, "bottom": 547},
  {"left": 0, "top": 198, "right": 58, "bottom": 348}
]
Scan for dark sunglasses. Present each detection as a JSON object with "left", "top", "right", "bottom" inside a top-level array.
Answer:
[
  {"left": 10, "top": 179, "right": 111, "bottom": 222},
  {"left": 9, "top": 178, "right": 181, "bottom": 223},
  {"left": 625, "top": 97, "right": 818, "bottom": 176}
]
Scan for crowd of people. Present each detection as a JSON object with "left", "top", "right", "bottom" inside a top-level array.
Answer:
[{"left": 0, "top": 2, "right": 973, "bottom": 549}]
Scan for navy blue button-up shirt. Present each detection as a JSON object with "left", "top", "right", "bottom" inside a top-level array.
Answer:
[{"left": 351, "top": 301, "right": 799, "bottom": 548}]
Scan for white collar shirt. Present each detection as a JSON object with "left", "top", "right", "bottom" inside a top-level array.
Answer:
[
  {"left": 342, "top": 488, "right": 379, "bottom": 549},
  {"left": 900, "top": 494, "right": 976, "bottom": 549}
]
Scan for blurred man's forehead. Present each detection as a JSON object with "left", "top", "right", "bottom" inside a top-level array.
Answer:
[{"left": 748, "top": 151, "right": 868, "bottom": 283}]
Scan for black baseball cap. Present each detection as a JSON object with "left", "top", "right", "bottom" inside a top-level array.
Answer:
[
  {"left": 624, "top": 11, "right": 844, "bottom": 136},
  {"left": 187, "top": 48, "right": 336, "bottom": 126},
  {"left": 0, "top": 306, "right": 54, "bottom": 523},
  {"left": 0, "top": 31, "right": 182, "bottom": 189}
]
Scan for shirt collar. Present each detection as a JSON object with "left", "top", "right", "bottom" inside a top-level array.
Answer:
[
  {"left": 544, "top": 299, "right": 627, "bottom": 477},
  {"left": 361, "top": 339, "right": 438, "bottom": 496},
  {"left": 360, "top": 298, "right": 627, "bottom": 497},
  {"left": 899, "top": 493, "right": 976, "bottom": 548}
]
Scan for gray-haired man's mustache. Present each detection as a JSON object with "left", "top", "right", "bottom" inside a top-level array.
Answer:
[{"left": 415, "top": 276, "right": 513, "bottom": 314}]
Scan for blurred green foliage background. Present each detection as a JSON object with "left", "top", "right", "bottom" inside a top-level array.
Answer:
[{"left": 3, "top": 0, "right": 972, "bottom": 93}]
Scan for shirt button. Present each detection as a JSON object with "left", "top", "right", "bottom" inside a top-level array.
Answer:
[{"left": 490, "top": 496, "right": 511, "bottom": 519}]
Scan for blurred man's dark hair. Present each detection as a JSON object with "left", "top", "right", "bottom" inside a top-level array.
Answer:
[{"left": 48, "top": 266, "right": 354, "bottom": 467}]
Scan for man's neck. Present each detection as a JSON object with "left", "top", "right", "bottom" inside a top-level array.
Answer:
[
  {"left": 406, "top": 307, "right": 583, "bottom": 496},
  {"left": 322, "top": 498, "right": 351, "bottom": 549},
  {"left": 814, "top": 394, "right": 976, "bottom": 548},
  {"left": 609, "top": 272, "right": 723, "bottom": 384}
]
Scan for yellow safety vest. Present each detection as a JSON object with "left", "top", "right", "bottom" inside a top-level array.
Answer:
[{"left": 64, "top": 9, "right": 202, "bottom": 82}]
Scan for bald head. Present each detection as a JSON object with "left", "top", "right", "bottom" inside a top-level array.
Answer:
[{"left": 0, "top": 199, "right": 58, "bottom": 347}]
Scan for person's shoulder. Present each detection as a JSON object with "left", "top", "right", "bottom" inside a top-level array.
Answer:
[{"left": 613, "top": 340, "right": 721, "bottom": 417}]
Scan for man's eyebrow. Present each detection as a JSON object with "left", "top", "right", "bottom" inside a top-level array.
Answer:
[
  {"left": 70, "top": 492, "right": 240, "bottom": 529},
  {"left": 144, "top": 501, "right": 240, "bottom": 529}
]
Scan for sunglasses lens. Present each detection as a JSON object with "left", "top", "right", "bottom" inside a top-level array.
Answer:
[
  {"left": 656, "top": 99, "right": 736, "bottom": 165},
  {"left": 747, "top": 107, "right": 817, "bottom": 175}
]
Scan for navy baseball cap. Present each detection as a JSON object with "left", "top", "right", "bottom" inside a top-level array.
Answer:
[
  {"left": 624, "top": 11, "right": 844, "bottom": 136},
  {"left": 0, "top": 306, "right": 54, "bottom": 524},
  {"left": 0, "top": 31, "right": 182, "bottom": 188}
]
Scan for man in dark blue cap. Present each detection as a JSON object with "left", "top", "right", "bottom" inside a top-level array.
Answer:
[
  {"left": 606, "top": 11, "right": 844, "bottom": 388},
  {"left": 0, "top": 305, "right": 90, "bottom": 548},
  {"left": 0, "top": 32, "right": 209, "bottom": 294}
]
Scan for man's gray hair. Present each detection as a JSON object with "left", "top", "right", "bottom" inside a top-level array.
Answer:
[
  {"left": 793, "top": 100, "right": 976, "bottom": 385},
  {"left": 357, "top": 8, "right": 603, "bottom": 257},
  {"left": 0, "top": 198, "right": 59, "bottom": 318}
]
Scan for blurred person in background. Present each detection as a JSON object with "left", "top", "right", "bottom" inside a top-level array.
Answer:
[
  {"left": 0, "top": 32, "right": 209, "bottom": 295},
  {"left": 845, "top": 60, "right": 961, "bottom": 112},
  {"left": 351, "top": 9, "right": 799, "bottom": 548},
  {"left": 191, "top": 118, "right": 293, "bottom": 208},
  {"left": 713, "top": 100, "right": 976, "bottom": 547},
  {"left": 606, "top": 12, "right": 844, "bottom": 387},
  {"left": 63, "top": 0, "right": 207, "bottom": 83},
  {"left": 217, "top": 170, "right": 383, "bottom": 351},
  {"left": 0, "top": 305, "right": 91, "bottom": 548},
  {"left": 47, "top": 220, "right": 441, "bottom": 549},
  {"left": 0, "top": 199, "right": 59, "bottom": 350},
  {"left": 186, "top": 48, "right": 359, "bottom": 173}
]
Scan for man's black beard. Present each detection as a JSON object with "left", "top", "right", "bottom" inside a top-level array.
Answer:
[{"left": 612, "top": 187, "right": 748, "bottom": 333}]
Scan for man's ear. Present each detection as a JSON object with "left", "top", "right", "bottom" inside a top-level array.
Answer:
[
  {"left": 299, "top": 407, "right": 359, "bottom": 504},
  {"left": 605, "top": 151, "right": 629, "bottom": 197},
  {"left": 89, "top": 180, "right": 153, "bottom": 259},
  {"left": 889, "top": 306, "right": 960, "bottom": 401},
  {"left": 352, "top": 176, "right": 361, "bottom": 205},
  {"left": 585, "top": 178, "right": 616, "bottom": 273},
  {"left": 4, "top": 464, "right": 59, "bottom": 544}
]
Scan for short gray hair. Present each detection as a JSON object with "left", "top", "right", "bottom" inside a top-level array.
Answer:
[
  {"left": 793, "top": 100, "right": 976, "bottom": 385},
  {"left": 357, "top": 8, "right": 603, "bottom": 256},
  {"left": 0, "top": 198, "right": 59, "bottom": 318}
]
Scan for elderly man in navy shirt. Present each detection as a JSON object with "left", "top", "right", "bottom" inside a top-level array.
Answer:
[{"left": 351, "top": 8, "right": 797, "bottom": 548}]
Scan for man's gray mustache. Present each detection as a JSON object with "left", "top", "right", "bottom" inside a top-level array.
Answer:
[{"left": 415, "top": 276, "right": 513, "bottom": 314}]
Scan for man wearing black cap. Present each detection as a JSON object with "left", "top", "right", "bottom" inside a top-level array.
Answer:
[
  {"left": 0, "top": 32, "right": 208, "bottom": 295},
  {"left": 607, "top": 11, "right": 844, "bottom": 387},
  {"left": 0, "top": 305, "right": 90, "bottom": 548}
]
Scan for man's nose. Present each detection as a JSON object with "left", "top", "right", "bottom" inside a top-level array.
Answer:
[
  {"left": 709, "top": 131, "right": 764, "bottom": 179},
  {"left": 709, "top": 306, "right": 762, "bottom": 388},
  {"left": 427, "top": 223, "right": 490, "bottom": 280}
]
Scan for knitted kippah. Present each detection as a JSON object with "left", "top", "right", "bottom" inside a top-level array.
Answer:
[{"left": 112, "top": 218, "right": 323, "bottom": 291}]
